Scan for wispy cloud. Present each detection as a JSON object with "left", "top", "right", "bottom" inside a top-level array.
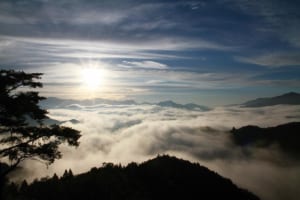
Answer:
[
  {"left": 225, "top": 0, "right": 300, "bottom": 47},
  {"left": 0, "top": 0, "right": 128, "bottom": 25},
  {"left": 0, "top": 0, "right": 237, "bottom": 51},
  {"left": 118, "top": 60, "right": 168, "bottom": 69},
  {"left": 235, "top": 52, "right": 300, "bottom": 67},
  {"left": 0, "top": 35, "right": 230, "bottom": 67}
]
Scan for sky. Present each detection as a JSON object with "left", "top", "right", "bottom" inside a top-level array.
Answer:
[
  {"left": 0, "top": 0, "right": 300, "bottom": 106},
  {"left": 2, "top": 1, "right": 300, "bottom": 199}
]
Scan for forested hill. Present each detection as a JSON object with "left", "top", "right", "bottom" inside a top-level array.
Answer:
[
  {"left": 3, "top": 155, "right": 259, "bottom": 200},
  {"left": 231, "top": 122, "right": 300, "bottom": 157}
]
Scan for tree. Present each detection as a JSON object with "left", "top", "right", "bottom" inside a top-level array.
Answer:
[
  {"left": 0, "top": 70, "right": 81, "bottom": 179},
  {"left": 61, "top": 169, "right": 73, "bottom": 180},
  {"left": 52, "top": 173, "right": 59, "bottom": 181},
  {"left": 19, "top": 180, "right": 28, "bottom": 192}
]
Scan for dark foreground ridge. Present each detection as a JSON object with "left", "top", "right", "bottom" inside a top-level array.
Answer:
[
  {"left": 3, "top": 155, "right": 259, "bottom": 200},
  {"left": 231, "top": 122, "right": 300, "bottom": 157}
]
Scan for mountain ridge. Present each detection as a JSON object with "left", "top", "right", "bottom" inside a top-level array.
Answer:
[
  {"left": 231, "top": 121, "right": 300, "bottom": 157},
  {"left": 40, "top": 97, "right": 210, "bottom": 111},
  {"left": 242, "top": 92, "right": 300, "bottom": 107},
  {"left": 3, "top": 155, "right": 260, "bottom": 200}
]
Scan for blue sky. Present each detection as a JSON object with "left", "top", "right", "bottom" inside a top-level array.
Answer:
[{"left": 0, "top": 0, "right": 299, "bottom": 106}]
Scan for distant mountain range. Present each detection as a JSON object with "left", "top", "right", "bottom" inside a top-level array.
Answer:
[
  {"left": 40, "top": 97, "right": 211, "bottom": 111},
  {"left": 3, "top": 155, "right": 259, "bottom": 200},
  {"left": 241, "top": 92, "right": 300, "bottom": 107},
  {"left": 24, "top": 114, "right": 80, "bottom": 126},
  {"left": 39, "top": 97, "right": 136, "bottom": 108},
  {"left": 156, "top": 100, "right": 210, "bottom": 111},
  {"left": 40, "top": 92, "right": 300, "bottom": 111}
]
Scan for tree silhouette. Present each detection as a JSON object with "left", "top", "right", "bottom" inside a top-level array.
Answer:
[
  {"left": 0, "top": 70, "right": 81, "bottom": 179},
  {"left": 61, "top": 169, "right": 73, "bottom": 180}
]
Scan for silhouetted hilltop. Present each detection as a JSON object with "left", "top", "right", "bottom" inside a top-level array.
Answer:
[
  {"left": 242, "top": 92, "right": 300, "bottom": 107},
  {"left": 3, "top": 155, "right": 259, "bottom": 200},
  {"left": 231, "top": 122, "right": 300, "bottom": 157}
]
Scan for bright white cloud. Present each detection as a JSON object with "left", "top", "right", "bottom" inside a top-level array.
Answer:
[{"left": 10, "top": 103, "right": 300, "bottom": 200}]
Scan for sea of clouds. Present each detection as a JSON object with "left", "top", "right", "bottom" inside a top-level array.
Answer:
[{"left": 13, "top": 103, "right": 300, "bottom": 200}]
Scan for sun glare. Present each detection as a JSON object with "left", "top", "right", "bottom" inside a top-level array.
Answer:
[{"left": 81, "top": 68, "right": 105, "bottom": 89}]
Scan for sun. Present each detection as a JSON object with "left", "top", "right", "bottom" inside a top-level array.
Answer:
[{"left": 81, "top": 68, "right": 105, "bottom": 90}]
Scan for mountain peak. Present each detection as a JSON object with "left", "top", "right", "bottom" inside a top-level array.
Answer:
[
  {"left": 281, "top": 92, "right": 299, "bottom": 96},
  {"left": 157, "top": 100, "right": 210, "bottom": 111},
  {"left": 242, "top": 92, "right": 300, "bottom": 107},
  {"left": 157, "top": 100, "right": 177, "bottom": 106}
]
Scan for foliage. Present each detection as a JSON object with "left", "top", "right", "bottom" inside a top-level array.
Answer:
[{"left": 0, "top": 70, "right": 81, "bottom": 178}]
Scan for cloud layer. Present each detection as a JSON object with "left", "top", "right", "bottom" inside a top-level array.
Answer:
[{"left": 10, "top": 103, "right": 300, "bottom": 200}]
